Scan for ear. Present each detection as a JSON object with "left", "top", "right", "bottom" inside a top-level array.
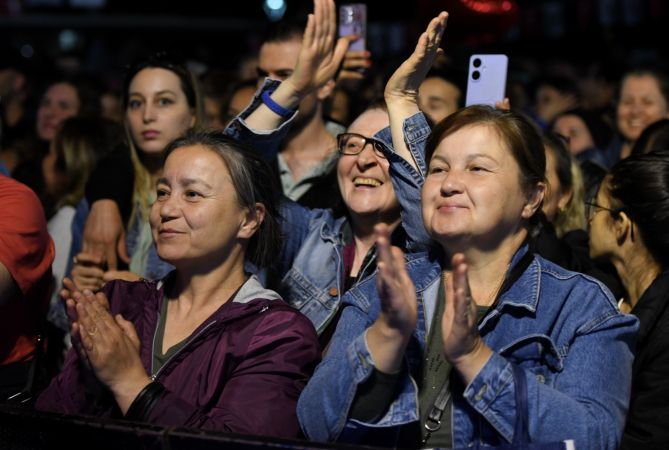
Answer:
[
  {"left": 237, "top": 202, "right": 266, "bottom": 240},
  {"left": 614, "top": 211, "right": 633, "bottom": 244},
  {"left": 316, "top": 79, "right": 336, "bottom": 101},
  {"left": 521, "top": 182, "right": 546, "bottom": 220},
  {"left": 557, "top": 186, "right": 573, "bottom": 212},
  {"left": 189, "top": 110, "right": 196, "bottom": 129}
]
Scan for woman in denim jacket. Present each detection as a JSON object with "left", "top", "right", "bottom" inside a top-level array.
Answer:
[
  {"left": 297, "top": 12, "right": 638, "bottom": 449},
  {"left": 224, "top": 0, "right": 431, "bottom": 340}
]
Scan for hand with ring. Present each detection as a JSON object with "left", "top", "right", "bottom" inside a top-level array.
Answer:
[
  {"left": 61, "top": 279, "right": 110, "bottom": 370},
  {"left": 75, "top": 291, "right": 151, "bottom": 413},
  {"left": 441, "top": 253, "right": 493, "bottom": 384}
]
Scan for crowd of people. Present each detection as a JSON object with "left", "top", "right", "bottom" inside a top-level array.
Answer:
[{"left": 2, "top": 0, "right": 669, "bottom": 448}]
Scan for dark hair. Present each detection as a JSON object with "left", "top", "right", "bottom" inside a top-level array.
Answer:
[
  {"left": 121, "top": 53, "right": 202, "bottom": 121},
  {"left": 551, "top": 107, "right": 614, "bottom": 151},
  {"left": 261, "top": 21, "right": 304, "bottom": 46},
  {"left": 617, "top": 69, "right": 669, "bottom": 106},
  {"left": 543, "top": 131, "right": 572, "bottom": 196},
  {"left": 537, "top": 75, "right": 581, "bottom": 101},
  {"left": 41, "top": 75, "right": 102, "bottom": 119},
  {"left": 606, "top": 151, "right": 669, "bottom": 267},
  {"left": 630, "top": 118, "right": 669, "bottom": 156},
  {"left": 162, "top": 131, "right": 282, "bottom": 268},
  {"left": 424, "top": 66, "right": 466, "bottom": 107},
  {"left": 425, "top": 105, "right": 547, "bottom": 228}
]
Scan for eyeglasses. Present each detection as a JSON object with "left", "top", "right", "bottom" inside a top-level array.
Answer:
[
  {"left": 585, "top": 201, "right": 620, "bottom": 220},
  {"left": 336, "top": 133, "right": 386, "bottom": 159}
]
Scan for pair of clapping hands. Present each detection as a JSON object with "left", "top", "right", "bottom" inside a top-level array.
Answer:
[{"left": 61, "top": 278, "right": 149, "bottom": 404}]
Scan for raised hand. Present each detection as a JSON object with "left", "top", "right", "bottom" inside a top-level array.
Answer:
[
  {"left": 103, "top": 270, "right": 141, "bottom": 284},
  {"left": 441, "top": 253, "right": 492, "bottom": 383},
  {"left": 495, "top": 97, "right": 511, "bottom": 111},
  {"left": 284, "top": 0, "right": 352, "bottom": 97},
  {"left": 70, "top": 252, "right": 106, "bottom": 291},
  {"left": 82, "top": 199, "right": 130, "bottom": 272},
  {"left": 385, "top": 12, "right": 448, "bottom": 173},
  {"left": 366, "top": 223, "right": 416, "bottom": 374},
  {"left": 384, "top": 11, "right": 448, "bottom": 106},
  {"left": 246, "top": 0, "right": 351, "bottom": 130},
  {"left": 336, "top": 49, "right": 372, "bottom": 84}
]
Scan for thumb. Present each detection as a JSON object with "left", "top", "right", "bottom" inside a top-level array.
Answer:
[
  {"left": 115, "top": 314, "right": 140, "bottom": 348},
  {"left": 117, "top": 230, "right": 130, "bottom": 264}
]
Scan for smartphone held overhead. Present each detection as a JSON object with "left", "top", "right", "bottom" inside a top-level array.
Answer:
[
  {"left": 339, "top": 3, "right": 366, "bottom": 51},
  {"left": 465, "top": 54, "right": 508, "bottom": 107}
]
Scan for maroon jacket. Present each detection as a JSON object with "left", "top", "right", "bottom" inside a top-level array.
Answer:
[{"left": 36, "top": 274, "right": 320, "bottom": 439}]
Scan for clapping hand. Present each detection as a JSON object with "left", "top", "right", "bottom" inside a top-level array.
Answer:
[{"left": 441, "top": 254, "right": 492, "bottom": 383}]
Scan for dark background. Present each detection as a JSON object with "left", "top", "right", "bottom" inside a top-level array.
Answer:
[{"left": 2, "top": 0, "right": 668, "bottom": 96}]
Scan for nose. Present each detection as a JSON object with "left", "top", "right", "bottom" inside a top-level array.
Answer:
[
  {"left": 157, "top": 193, "right": 180, "bottom": 221},
  {"left": 142, "top": 103, "right": 156, "bottom": 123},
  {"left": 440, "top": 170, "right": 464, "bottom": 196},
  {"left": 355, "top": 144, "right": 380, "bottom": 169},
  {"left": 40, "top": 103, "right": 55, "bottom": 118}
]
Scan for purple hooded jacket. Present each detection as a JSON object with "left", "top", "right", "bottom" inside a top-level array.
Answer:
[{"left": 36, "top": 274, "right": 320, "bottom": 439}]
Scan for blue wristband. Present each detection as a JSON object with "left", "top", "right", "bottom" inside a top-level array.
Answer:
[{"left": 261, "top": 90, "right": 296, "bottom": 118}]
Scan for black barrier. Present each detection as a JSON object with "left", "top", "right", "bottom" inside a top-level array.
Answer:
[{"left": 0, "top": 404, "right": 384, "bottom": 450}]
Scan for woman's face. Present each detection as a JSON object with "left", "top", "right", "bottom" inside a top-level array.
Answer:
[
  {"left": 552, "top": 114, "right": 595, "bottom": 155},
  {"left": 36, "top": 82, "right": 80, "bottom": 142},
  {"left": 126, "top": 68, "right": 195, "bottom": 155},
  {"left": 336, "top": 108, "right": 399, "bottom": 224},
  {"left": 421, "top": 124, "right": 543, "bottom": 251},
  {"left": 150, "top": 145, "right": 257, "bottom": 267},
  {"left": 588, "top": 181, "right": 618, "bottom": 262},
  {"left": 617, "top": 74, "right": 669, "bottom": 143}
]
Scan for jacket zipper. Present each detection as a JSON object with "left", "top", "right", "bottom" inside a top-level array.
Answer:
[{"left": 150, "top": 320, "right": 217, "bottom": 381}]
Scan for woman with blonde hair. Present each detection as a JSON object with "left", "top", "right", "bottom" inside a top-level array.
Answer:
[{"left": 72, "top": 54, "right": 205, "bottom": 289}]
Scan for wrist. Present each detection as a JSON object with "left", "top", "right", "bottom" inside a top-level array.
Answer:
[
  {"left": 110, "top": 375, "right": 152, "bottom": 414},
  {"left": 451, "top": 339, "right": 493, "bottom": 384},
  {"left": 367, "top": 319, "right": 413, "bottom": 374},
  {"left": 384, "top": 89, "right": 418, "bottom": 105}
]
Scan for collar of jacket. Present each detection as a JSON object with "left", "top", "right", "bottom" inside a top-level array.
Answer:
[{"left": 631, "top": 269, "right": 669, "bottom": 345}]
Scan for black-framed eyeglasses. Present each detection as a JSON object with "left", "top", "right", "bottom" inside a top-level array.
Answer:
[
  {"left": 585, "top": 201, "right": 620, "bottom": 219},
  {"left": 336, "top": 133, "right": 386, "bottom": 158}
]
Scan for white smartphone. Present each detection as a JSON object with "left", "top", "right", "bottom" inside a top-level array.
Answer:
[
  {"left": 339, "top": 4, "right": 366, "bottom": 51},
  {"left": 465, "top": 54, "right": 508, "bottom": 107}
]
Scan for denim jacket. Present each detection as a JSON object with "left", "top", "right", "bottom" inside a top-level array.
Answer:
[
  {"left": 224, "top": 81, "right": 432, "bottom": 333},
  {"left": 297, "top": 246, "right": 638, "bottom": 449},
  {"left": 297, "top": 112, "right": 639, "bottom": 449}
]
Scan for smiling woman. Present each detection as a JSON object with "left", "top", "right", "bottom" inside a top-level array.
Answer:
[
  {"left": 297, "top": 16, "right": 638, "bottom": 444},
  {"left": 36, "top": 131, "right": 319, "bottom": 438}
]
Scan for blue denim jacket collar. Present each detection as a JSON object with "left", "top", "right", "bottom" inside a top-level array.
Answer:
[{"left": 496, "top": 243, "right": 541, "bottom": 313}]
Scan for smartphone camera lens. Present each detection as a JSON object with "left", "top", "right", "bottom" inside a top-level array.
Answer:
[
  {"left": 473, "top": 58, "right": 482, "bottom": 68},
  {"left": 472, "top": 70, "right": 480, "bottom": 81}
]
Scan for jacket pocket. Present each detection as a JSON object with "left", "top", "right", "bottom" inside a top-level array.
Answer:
[{"left": 498, "top": 334, "right": 564, "bottom": 385}]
